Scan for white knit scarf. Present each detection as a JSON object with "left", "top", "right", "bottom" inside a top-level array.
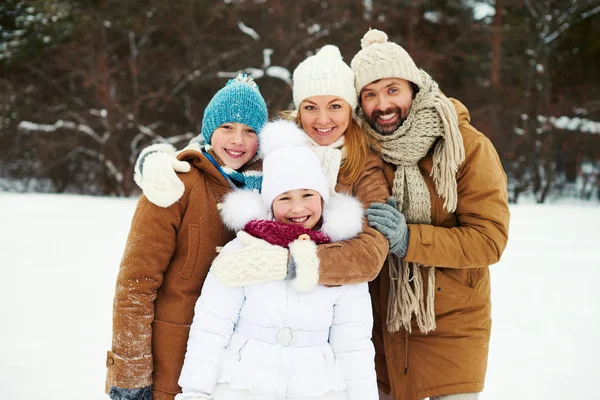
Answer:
[
  {"left": 286, "top": 110, "right": 346, "bottom": 194},
  {"left": 306, "top": 135, "right": 345, "bottom": 194},
  {"left": 363, "top": 69, "right": 465, "bottom": 334}
]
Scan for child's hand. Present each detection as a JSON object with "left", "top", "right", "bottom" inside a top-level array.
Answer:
[
  {"left": 133, "top": 143, "right": 191, "bottom": 208},
  {"left": 211, "top": 231, "right": 289, "bottom": 286}
]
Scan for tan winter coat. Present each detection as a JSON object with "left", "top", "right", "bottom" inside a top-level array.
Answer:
[
  {"left": 106, "top": 149, "right": 236, "bottom": 400},
  {"left": 106, "top": 150, "right": 390, "bottom": 400},
  {"left": 371, "top": 99, "right": 510, "bottom": 400},
  {"left": 318, "top": 151, "right": 391, "bottom": 285}
]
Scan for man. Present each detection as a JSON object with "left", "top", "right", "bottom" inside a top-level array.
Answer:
[
  {"left": 133, "top": 30, "right": 509, "bottom": 400},
  {"left": 353, "top": 29, "right": 510, "bottom": 400}
]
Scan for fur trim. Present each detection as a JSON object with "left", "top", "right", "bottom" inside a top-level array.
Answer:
[
  {"left": 258, "top": 119, "right": 310, "bottom": 158},
  {"left": 220, "top": 189, "right": 268, "bottom": 231},
  {"left": 321, "top": 193, "right": 364, "bottom": 242},
  {"left": 289, "top": 239, "right": 320, "bottom": 292},
  {"left": 133, "top": 143, "right": 177, "bottom": 188}
]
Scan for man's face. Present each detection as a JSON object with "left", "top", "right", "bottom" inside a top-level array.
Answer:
[{"left": 359, "top": 78, "right": 414, "bottom": 135}]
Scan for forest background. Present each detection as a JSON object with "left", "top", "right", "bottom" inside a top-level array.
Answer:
[{"left": 1, "top": 0, "right": 599, "bottom": 203}]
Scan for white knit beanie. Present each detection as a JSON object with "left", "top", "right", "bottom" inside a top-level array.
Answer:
[
  {"left": 259, "top": 120, "right": 330, "bottom": 208},
  {"left": 292, "top": 45, "right": 357, "bottom": 110},
  {"left": 351, "top": 29, "right": 423, "bottom": 94}
]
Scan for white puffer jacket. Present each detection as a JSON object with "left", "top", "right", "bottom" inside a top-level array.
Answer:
[{"left": 178, "top": 190, "right": 378, "bottom": 400}]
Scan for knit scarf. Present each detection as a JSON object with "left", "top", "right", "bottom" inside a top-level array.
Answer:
[
  {"left": 306, "top": 135, "right": 345, "bottom": 194},
  {"left": 363, "top": 69, "right": 465, "bottom": 334},
  {"left": 203, "top": 144, "right": 263, "bottom": 191}
]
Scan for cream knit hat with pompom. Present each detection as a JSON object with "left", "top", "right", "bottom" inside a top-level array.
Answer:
[
  {"left": 292, "top": 45, "right": 357, "bottom": 110},
  {"left": 351, "top": 29, "right": 422, "bottom": 94}
]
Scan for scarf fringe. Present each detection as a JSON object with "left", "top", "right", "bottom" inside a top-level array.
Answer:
[{"left": 387, "top": 256, "right": 436, "bottom": 334}]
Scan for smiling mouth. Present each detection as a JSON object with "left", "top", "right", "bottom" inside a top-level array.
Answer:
[
  {"left": 377, "top": 113, "right": 398, "bottom": 123},
  {"left": 289, "top": 216, "right": 310, "bottom": 223},
  {"left": 314, "top": 127, "right": 334, "bottom": 135},
  {"left": 225, "top": 149, "right": 244, "bottom": 157}
]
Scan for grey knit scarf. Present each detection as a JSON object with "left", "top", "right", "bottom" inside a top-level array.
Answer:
[{"left": 363, "top": 69, "right": 465, "bottom": 334}]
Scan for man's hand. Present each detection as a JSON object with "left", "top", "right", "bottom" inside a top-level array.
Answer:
[{"left": 365, "top": 196, "right": 410, "bottom": 258}]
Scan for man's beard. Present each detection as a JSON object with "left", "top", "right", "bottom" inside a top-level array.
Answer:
[{"left": 364, "top": 106, "right": 407, "bottom": 135}]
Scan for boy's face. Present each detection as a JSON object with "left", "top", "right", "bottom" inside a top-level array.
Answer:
[
  {"left": 359, "top": 78, "right": 414, "bottom": 135},
  {"left": 272, "top": 189, "right": 323, "bottom": 229},
  {"left": 211, "top": 122, "right": 259, "bottom": 170}
]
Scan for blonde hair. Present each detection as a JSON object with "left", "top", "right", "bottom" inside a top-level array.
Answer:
[{"left": 279, "top": 109, "right": 372, "bottom": 185}]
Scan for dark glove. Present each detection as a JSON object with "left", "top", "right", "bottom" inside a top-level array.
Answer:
[
  {"left": 109, "top": 386, "right": 152, "bottom": 400},
  {"left": 365, "top": 196, "right": 410, "bottom": 258}
]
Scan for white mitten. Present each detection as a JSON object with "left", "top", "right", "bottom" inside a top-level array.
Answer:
[
  {"left": 212, "top": 231, "right": 289, "bottom": 286},
  {"left": 288, "top": 238, "right": 320, "bottom": 292},
  {"left": 133, "top": 143, "right": 191, "bottom": 208}
]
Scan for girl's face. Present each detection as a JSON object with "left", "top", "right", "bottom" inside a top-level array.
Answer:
[
  {"left": 272, "top": 189, "right": 323, "bottom": 229},
  {"left": 211, "top": 122, "right": 259, "bottom": 170},
  {"left": 299, "top": 95, "right": 351, "bottom": 146}
]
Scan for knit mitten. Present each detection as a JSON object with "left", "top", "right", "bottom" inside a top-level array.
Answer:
[
  {"left": 211, "top": 231, "right": 290, "bottom": 286},
  {"left": 365, "top": 196, "right": 410, "bottom": 258},
  {"left": 109, "top": 386, "right": 152, "bottom": 400},
  {"left": 133, "top": 143, "right": 191, "bottom": 208},
  {"left": 288, "top": 238, "right": 320, "bottom": 292}
]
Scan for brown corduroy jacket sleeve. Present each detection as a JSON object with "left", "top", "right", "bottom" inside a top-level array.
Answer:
[
  {"left": 404, "top": 128, "right": 510, "bottom": 269},
  {"left": 106, "top": 194, "right": 184, "bottom": 390},
  {"left": 317, "top": 153, "right": 390, "bottom": 285}
]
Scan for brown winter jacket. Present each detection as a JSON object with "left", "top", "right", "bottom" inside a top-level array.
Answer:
[
  {"left": 106, "top": 150, "right": 236, "bottom": 400},
  {"left": 106, "top": 149, "right": 390, "bottom": 400},
  {"left": 370, "top": 99, "right": 510, "bottom": 400},
  {"left": 318, "top": 151, "right": 391, "bottom": 285}
]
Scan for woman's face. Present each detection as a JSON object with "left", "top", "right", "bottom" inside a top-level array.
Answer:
[
  {"left": 210, "top": 122, "right": 259, "bottom": 170},
  {"left": 299, "top": 95, "right": 351, "bottom": 146},
  {"left": 272, "top": 189, "right": 323, "bottom": 229}
]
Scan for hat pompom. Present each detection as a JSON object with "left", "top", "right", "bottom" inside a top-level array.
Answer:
[
  {"left": 361, "top": 29, "right": 388, "bottom": 49},
  {"left": 220, "top": 189, "right": 268, "bottom": 231},
  {"left": 317, "top": 45, "right": 343, "bottom": 60},
  {"left": 259, "top": 120, "right": 310, "bottom": 158},
  {"left": 227, "top": 73, "right": 258, "bottom": 89}
]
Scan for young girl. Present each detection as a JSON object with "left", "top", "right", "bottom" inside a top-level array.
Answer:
[
  {"left": 175, "top": 120, "right": 377, "bottom": 400},
  {"left": 106, "top": 75, "right": 269, "bottom": 400}
]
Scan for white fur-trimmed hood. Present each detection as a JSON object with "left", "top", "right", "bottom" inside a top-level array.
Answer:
[{"left": 220, "top": 189, "right": 363, "bottom": 241}]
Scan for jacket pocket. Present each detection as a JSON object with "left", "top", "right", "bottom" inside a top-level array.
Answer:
[
  {"left": 151, "top": 319, "right": 191, "bottom": 394},
  {"left": 439, "top": 268, "right": 473, "bottom": 290},
  {"left": 433, "top": 268, "right": 488, "bottom": 322},
  {"left": 180, "top": 224, "right": 201, "bottom": 280}
]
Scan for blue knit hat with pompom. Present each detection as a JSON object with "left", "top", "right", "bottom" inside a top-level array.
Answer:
[{"left": 201, "top": 74, "right": 268, "bottom": 144}]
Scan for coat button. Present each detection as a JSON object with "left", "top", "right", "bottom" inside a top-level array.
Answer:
[
  {"left": 298, "top": 234, "right": 310, "bottom": 241},
  {"left": 107, "top": 357, "right": 115, "bottom": 365}
]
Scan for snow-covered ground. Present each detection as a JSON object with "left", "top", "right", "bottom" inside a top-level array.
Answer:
[{"left": 0, "top": 193, "right": 598, "bottom": 399}]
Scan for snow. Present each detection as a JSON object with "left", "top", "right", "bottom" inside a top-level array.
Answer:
[
  {"left": 0, "top": 193, "right": 598, "bottom": 399},
  {"left": 237, "top": 22, "right": 260, "bottom": 41}
]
